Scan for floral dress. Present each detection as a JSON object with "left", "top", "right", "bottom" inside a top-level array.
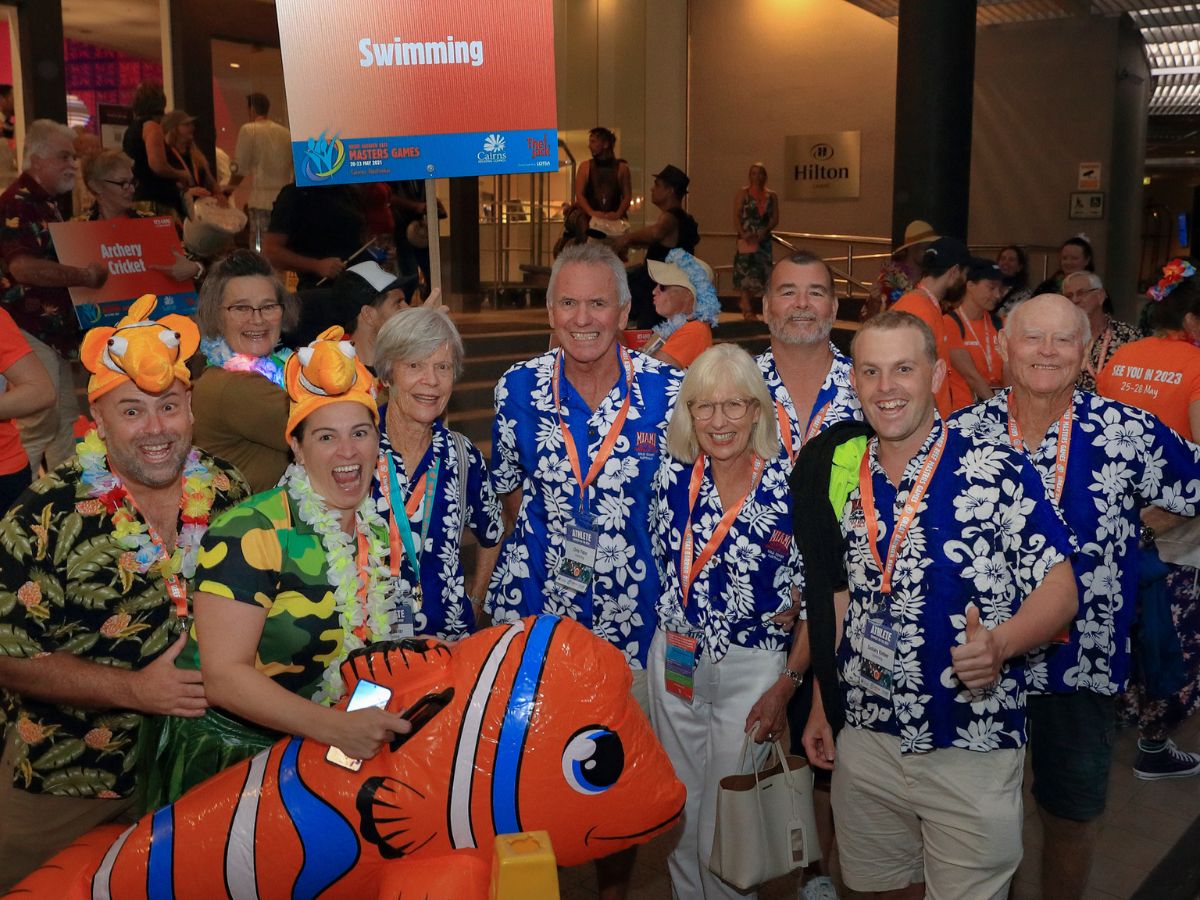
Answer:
[{"left": 733, "top": 190, "right": 778, "bottom": 295}]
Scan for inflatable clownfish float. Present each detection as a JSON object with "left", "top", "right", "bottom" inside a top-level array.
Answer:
[{"left": 12, "top": 616, "right": 685, "bottom": 898}]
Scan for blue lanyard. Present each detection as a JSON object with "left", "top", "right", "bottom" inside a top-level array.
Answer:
[{"left": 385, "top": 451, "right": 440, "bottom": 585}]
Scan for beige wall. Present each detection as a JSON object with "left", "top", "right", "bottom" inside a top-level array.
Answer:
[
  {"left": 686, "top": 3, "right": 1148, "bottom": 303},
  {"left": 687, "top": 0, "right": 899, "bottom": 275}
]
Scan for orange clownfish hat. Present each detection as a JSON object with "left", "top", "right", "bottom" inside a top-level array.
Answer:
[
  {"left": 80, "top": 294, "right": 200, "bottom": 402},
  {"left": 284, "top": 325, "right": 378, "bottom": 440}
]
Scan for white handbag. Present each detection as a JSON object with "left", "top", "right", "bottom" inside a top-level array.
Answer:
[{"left": 708, "top": 727, "right": 820, "bottom": 890}]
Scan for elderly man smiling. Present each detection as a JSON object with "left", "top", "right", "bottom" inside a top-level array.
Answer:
[
  {"left": 955, "top": 293, "right": 1200, "bottom": 900},
  {"left": 486, "top": 241, "right": 681, "bottom": 900}
]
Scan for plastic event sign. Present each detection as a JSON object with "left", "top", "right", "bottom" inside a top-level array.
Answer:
[
  {"left": 275, "top": 0, "right": 559, "bottom": 186},
  {"left": 13, "top": 616, "right": 685, "bottom": 899},
  {"left": 47, "top": 216, "right": 197, "bottom": 329}
]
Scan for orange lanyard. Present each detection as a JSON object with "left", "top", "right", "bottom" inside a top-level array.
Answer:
[
  {"left": 374, "top": 454, "right": 434, "bottom": 579},
  {"left": 1084, "top": 326, "right": 1113, "bottom": 380},
  {"left": 776, "top": 398, "right": 832, "bottom": 465},
  {"left": 858, "top": 428, "right": 947, "bottom": 594},
  {"left": 1007, "top": 391, "right": 1073, "bottom": 505},
  {"left": 125, "top": 489, "right": 187, "bottom": 619},
  {"left": 961, "top": 314, "right": 999, "bottom": 381},
  {"left": 354, "top": 529, "right": 371, "bottom": 640},
  {"left": 552, "top": 348, "right": 634, "bottom": 513},
  {"left": 918, "top": 285, "right": 940, "bottom": 313},
  {"left": 680, "top": 454, "right": 764, "bottom": 607}
]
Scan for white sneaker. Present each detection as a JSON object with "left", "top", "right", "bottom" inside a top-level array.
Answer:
[{"left": 800, "top": 875, "right": 838, "bottom": 900}]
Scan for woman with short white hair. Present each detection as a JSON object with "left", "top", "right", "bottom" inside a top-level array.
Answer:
[
  {"left": 372, "top": 306, "right": 503, "bottom": 638},
  {"left": 647, "top": 342, "right": 809, "bottom": 899}
]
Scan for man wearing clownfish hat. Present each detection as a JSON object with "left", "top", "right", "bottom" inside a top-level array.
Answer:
[{"left": 0, "top": 295, "right": 248, "bottom": 891}]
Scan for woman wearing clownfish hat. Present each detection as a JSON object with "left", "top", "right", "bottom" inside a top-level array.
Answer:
[{"left": 139, "top": 326, "right": 412, "bottom": 809}]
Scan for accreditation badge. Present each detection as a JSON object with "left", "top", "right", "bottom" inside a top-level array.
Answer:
[
  {"left": 554, "top": 521, "right": 599, "bottom": 594},
  {"left": 664, "top": 630, "right": 699, "bottom": 705},
  {"left": 387, "top": 576, "right": 415, "bottom": 639},
  {"left": 859, "top": 619, "right": 898, "bottom": 700}
]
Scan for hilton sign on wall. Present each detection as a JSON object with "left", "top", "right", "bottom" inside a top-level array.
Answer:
[{"left": 784, "top": 131, "right": 861, "bottom": 200}]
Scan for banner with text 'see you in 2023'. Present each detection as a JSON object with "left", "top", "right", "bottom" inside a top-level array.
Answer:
[{"left": 275, "top": 0, "right": 559, "bottom": 186}]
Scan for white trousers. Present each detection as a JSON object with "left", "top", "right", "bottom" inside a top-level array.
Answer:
[{"left": 648, "top": 628, "right": 784, "bottom": 900}]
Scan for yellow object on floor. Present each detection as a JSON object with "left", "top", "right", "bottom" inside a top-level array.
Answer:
[{"left": 491, "top": 831, "right": 559, "bottom": 899}]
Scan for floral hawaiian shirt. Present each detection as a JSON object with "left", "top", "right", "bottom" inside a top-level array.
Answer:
[
  {"left": 650, "top": 452, "right": 803, "bottom": 661},
  {"left": 0, "top": 172, "right": 80, "bottom": 357},
  {"left": 954, "top": 390, "right": 1200, "bottom": 695},
  {"left": 371, "top": 418, "right": 503, "bottom": 640},
  {"left": 839, "top": 417, "right": 1075, "bottom": 754},
  {"left": 757, "top": 345, "right": 862, "bottom": 467},
  {"left": 0, "top": 451, "right": 247, "bottom": 797},
  {"left": 487, "top": 347, "right": 681, "bottom": 668}
]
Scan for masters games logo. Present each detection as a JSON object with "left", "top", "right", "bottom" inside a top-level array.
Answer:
[
  {"left": 478, "top": 133, "right": 507, "bottom": 163},
  {"left": 303, "top": 132, "right": 345, "bottom": 181}
]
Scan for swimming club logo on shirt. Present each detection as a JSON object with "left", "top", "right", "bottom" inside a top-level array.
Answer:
[
  {"left": 303, "top": 132, "right": 346, "bottom": 181},
  {"left": 635, "top": 431, "right": 658, "bottom": 457},
  {"left": 478, "top": 133, "right": 507, "bottom": 163}
]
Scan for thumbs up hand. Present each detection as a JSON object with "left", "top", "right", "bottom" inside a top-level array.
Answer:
[{"left": 950, "top": 604, "right": 1003, "bottom": 690}]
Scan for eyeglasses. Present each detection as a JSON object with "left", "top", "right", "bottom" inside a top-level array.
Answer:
[
  {"left": 223, "top": 302, "right": 284, "bottom": 319},
  {"left": 688, "top": 397, "right": 757, "bottom": 421},
  {"left": 102, "top": 178, "right": 138, "bottom": 190},
  {"left": 1063, "top": 287, "right": 1101, "bottom": 301}
]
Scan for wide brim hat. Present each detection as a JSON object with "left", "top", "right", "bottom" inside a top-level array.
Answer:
[
  {"left": 653, "top": 164, "right": 690, "bottom": 196},
  {"left": 894, "top": 219, "right": 940, "bottom": 254},
  {"left": 648, "top": 249, "right": 721, "bottom": 327},
  {"left": 284, "top": 325, "right": 378, "bottom": 440},
  {"left": 80, "top": 294, "right": 199, "bottom": 402}
]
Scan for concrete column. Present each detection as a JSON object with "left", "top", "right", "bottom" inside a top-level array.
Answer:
[
  {"left": 14, "top": 0, "right": 67, "bottom": 125},
  {"left": 891, "top": 0, "right": 977, "bottom": 243}
]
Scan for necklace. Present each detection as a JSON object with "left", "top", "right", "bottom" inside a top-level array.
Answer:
[
  {"left": 283, "top": 464, "right": 391, "bottom": 705},
  {"left": 201, "top": 336, "right": 292, "bottom": 388},
  {"left": 76, "top": 429, "right": 218, "bottom": 585}
]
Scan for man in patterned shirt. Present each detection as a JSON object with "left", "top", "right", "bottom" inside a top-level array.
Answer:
[
  {"left": 804, "top": 311, "right": 1077, "bottom": 900},
  {"left": 0, "top": 299, "right": 248, "bottom": 889},
  {"left": 487, "top": 241, "right": 680, "bottom": 899},
  {"left": 0, "top": 120, "right": 108, "bottom": 473},
  {"left": 957, "top": 293, "right": 1200, "bottom": 900}
]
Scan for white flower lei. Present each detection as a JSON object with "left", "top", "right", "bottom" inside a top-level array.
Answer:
[{"left": 283, "top": 464, "right": 392, "bottom": 705}]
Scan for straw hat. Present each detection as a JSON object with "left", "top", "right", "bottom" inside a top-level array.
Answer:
[{"left": 894, "top": 219, "right": 939, "bottom": 254}]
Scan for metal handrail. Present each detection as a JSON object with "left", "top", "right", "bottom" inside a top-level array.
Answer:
[{"left": 770, "top": 234, "right": 872, "bottom": 294}]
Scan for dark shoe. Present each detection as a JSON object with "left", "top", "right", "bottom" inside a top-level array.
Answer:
[{"left": 1133, "top": 739, "right": 1200, "bottom": 780}]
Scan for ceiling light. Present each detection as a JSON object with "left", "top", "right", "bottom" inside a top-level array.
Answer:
[{"left": 229, "top": 63, "right": 241, "bottom": 69}]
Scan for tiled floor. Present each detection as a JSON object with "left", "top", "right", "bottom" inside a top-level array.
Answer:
[{"left": 559, "top": 714, "right": 1200, "bottom": 899}]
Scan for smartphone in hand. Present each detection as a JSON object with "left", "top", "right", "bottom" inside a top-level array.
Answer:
[{"left": 326, "top": 679, "right": 393, "bottom": 771}]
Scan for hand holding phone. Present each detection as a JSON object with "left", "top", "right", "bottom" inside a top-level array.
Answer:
[{"left": 327, "top": 679, "right": 402, "bottom": 770}]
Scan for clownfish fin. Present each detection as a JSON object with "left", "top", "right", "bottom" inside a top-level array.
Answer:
[{"left": 356, "top": 775, "right": 440, "bottom": 860}]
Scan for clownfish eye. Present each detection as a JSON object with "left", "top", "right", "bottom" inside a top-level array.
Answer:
[
  {"left": 107, "top": 336, "right": 129, "bottom": 356},
  {"left": 158, "top": 330, "right": 181, "bottom": 349},
  {"left": 561, "top": 726, "right": 624, "bottom": 795}
]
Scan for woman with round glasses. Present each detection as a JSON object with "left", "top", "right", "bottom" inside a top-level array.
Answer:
[
  {"left": 77, "top": 150, "right": 203, "bottom": 282},
  {"left": 191, "top": 250, "right": 300, "bottom": 492},
  {"left": 647, "top": 343, "right": 809, "bottom": 899}
]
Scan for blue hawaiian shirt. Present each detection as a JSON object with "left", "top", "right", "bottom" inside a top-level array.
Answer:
[
  {"left": 649, "top": 452, "right": 803, "bottom": 661},
  {"left": 954, "top": 391, "right": 1200, "bottom": 695},
  {"left": 757, "top": 345, "right": 862, "bottom": 466},
  {"left": 839, "top": 417, "right": 1076, "bottom": 753},
  {"left": 372, "top": 416, "right": 503, "bottom": 640},
  {"left": 487, "top": 347, "right": 682, "bottom": 667}
]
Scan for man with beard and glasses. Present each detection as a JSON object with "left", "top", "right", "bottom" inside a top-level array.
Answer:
[
  {"left": 0, "top": 120, "right": 110, "bottom": 474},
  {"left": 0, "top": 297, "right": 248, "bottom": 890}
]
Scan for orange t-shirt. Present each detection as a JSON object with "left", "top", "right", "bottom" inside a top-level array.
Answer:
[
  {"left": 944, "top": 310, "right": 1004, "bottom": 410},
  {"left": 661, "top": 320, "right": 713, "bottom": 369},
  {"left": 1096, "top": 335, "right": 1200, "bottom": 441},
  {"left": 892, "top": 289, "right": 954, "bottom": 417},
  {"left": 0, "top": 309, "right": 32, "bottom": 475}
]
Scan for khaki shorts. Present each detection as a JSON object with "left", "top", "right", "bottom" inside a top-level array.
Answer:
[
  {"left": 0, "top": 726, "right": 135, "bottom": 892},
  {"left": 831, "top": 727, "right": 1024, "bottom": 899}
]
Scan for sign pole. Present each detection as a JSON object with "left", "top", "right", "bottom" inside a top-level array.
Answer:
[{"left": 425, "top": 177, "right": 442, "bottom": 299}]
